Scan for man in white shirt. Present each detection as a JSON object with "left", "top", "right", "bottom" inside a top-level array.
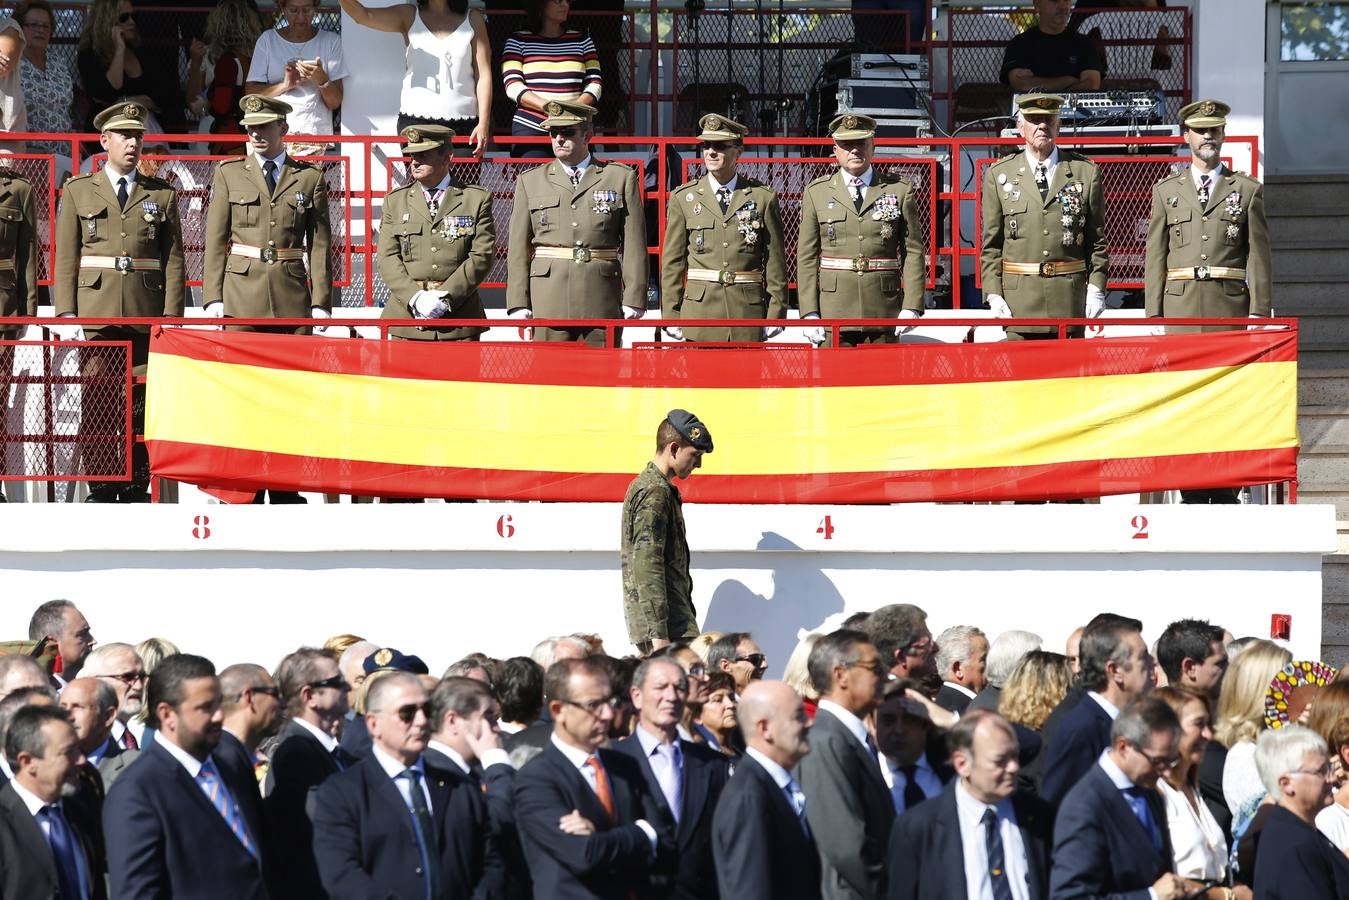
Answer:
[
  {"left": 796, "top": 629, "right": 893, "bottom": 900},
  {"left": 875, "top": 680, "right": 950, "bottom": 814},
  {"left": 0, "top": 704, "right": 102, "bottom": 900}
]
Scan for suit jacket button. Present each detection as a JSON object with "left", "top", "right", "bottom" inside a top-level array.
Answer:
[
  {"left": 270, "top": 221, "right": 276, "bottom": 227},
  {"left": 1202, "top": 216, "right": 1209, "bottom": 222},
  {"left": 267, "top": 240, "right": 275, "bottom": 247},
  {"left": 1042, "top": 250, "right": 1049, "bottom": 257},
  {"left": 415, "top": 867, "right": 423, "bottom": 875},
  {"left": 1200, "top": 254, "right": 1208, "bottom": 260},
  {"left": 572, "top": 222, "right": 578, "bottom": 227},
  {"left": 571, "top": 204, "right": 576, "bottom": 209},
  {"left": 1042, "top": 230, "right": 1048, "bottom": 236},
  {"left": 120, "top": 232, "right": 127, "bottom": 238},
  {"left": 431, "top": 264, "right": 438, "bottom": 270},
  {"left": 1202, "top": 235, "right": 1209, "bottom": 241},
  {"left": 430, "top": 247, "right": 438, "bottom": 252}
]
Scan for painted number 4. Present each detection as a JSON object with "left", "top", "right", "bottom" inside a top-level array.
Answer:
[
  {"left": 816, "top": 515, "right": 835, "bottom": 540},
  {"left": 192, "top": 515, "right": 211, "bottom": 540},
  {"left": 1130, "top": 515, "right": 1149, "bottom": 540}
]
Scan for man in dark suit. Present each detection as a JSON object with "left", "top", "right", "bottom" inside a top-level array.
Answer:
[
  {"left": 219, "top": 663, "right": 283, "bottom": 779},
  {"left": 515, "top": 657, "right": 669, "bottom": 899},
  {"left": 613, "top": 657, "right": 731, "bottom": 899},
  {"left": 933, "top": 626, "right": 988, "bottom": 717},
  {"left": 425, "top": 676, "right": 529, "bottom": 900},
  {"left": 712, "top": 680, "right": 819, "bottom": 900},
  {"left": 1040, "top": 615, "right": 1152, "bottom": 806},
  {"left": 0, "top": 705, "right": 107, "bottom": 900},
  {"left": 1050, "top": 697, "right": 1196, "bottom": 900},
  {"left": 59, "top": 677, "right": 120, "bottom": 766},
  {"left": 263, "top": 646, "right": 352, "bottom": 898},
  {"left": 863, "top": 605, "right": 936, "bottom": 683},
  {"left": 887, "top": 711, "right": 1051, "bottom": 900},
  {"left": 874, "top": 680, "right": 953, "bottom": 815},
  {"left": 104, "top": 653, "right": 270, "bottom": 899},
  {"left": 796, "top": 630, "right": 893, "bottom": 900},
  {"left": 312, "top": 671, "right": 503, "bottom": 899}
]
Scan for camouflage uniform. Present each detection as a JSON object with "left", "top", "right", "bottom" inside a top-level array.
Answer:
[{"left": 621, "top": 461, "right": 698, "bottom": 649}]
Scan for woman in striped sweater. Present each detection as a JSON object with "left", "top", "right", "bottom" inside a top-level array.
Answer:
[{"left": 500, "top": 0, "right": 601, "bottom": 158}]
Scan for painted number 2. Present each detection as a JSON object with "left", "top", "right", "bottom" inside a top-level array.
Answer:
[
  {"left": 816, "top": 515, "right": 835, "bottom": 540},
  {"left": 1130, "top": 515, "right": 1149, "bottom": 540},
  {"left": 192, "top": 515, "right": 211, "bottom": 540}
]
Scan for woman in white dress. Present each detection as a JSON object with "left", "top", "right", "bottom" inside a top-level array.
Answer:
[
  {"left": 338, "top": 0, "right": 491, "bottom": 156},
  {"left": 1155, "top": 686, "right": 1252, "bottom": 900},
  {"left": 245, "top": 0, "right": 350, "bottom": 154}
]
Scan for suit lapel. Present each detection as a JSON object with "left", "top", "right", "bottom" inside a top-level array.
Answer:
[
  {"left": 242, "top": 158, "right": 269, "bottom": 198},
  {"left": 151, "top": 743, "right": 249, "bottom": 848},
  {"left": 572, "top": 162, "right": 602, "bottom": 201},
  {"left": 546, "top": 743, "right": 611, "bottom": 826},
  {"left": 932, "top": 787, "right": 968, "bottom": 898},
  {"left": 424, "top": 764, "right": 453, "bottom": 849},
  {"left": 273, "top": 158, "right": 301, "bottom": 200},
  {"left": 439, "top": 184, "right": 466, "bottom": 221},
  {"left": 832, "top": 172, "right": 856, "bottom": 217},
  {"left": 1091, "top": 768, "right": 1162, "bottom": 860},
  {"left": 1207, "top": 168, "right": 1236, "bottom": 216},
  {"left": 0, "top": 785, "right": 60, "bottom": 885},
  {"left": 410, "top": 185, "right": 434, "bottom": 224},
  {"left": 678, "top": 743, "right": 708, "bottom": 843},
  {"left": 723, "top": 183, "right": 754, "bottom": 224},
  {"left": 859, "top": 174, "right": 886, "bottom": 217},
  {"left": 368, "top": 756, "right": 422, "bottom": 845},
  {"left": 1043, "top": 157, "right": 1071, "bottom": 209}
]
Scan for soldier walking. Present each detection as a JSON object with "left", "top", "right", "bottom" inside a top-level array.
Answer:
[{"left": 621, "top": 410, "right": 712, "bottom": 654}]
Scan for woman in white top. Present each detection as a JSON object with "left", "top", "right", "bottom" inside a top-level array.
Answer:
[
  {"left": 1214, "top": 640, "right": 1292, "bottom": 840},
  {"left": 1307, "top": 682, "right": 1349, "bottom": 849},
  {"left": 338, "top": 0, "right": 491, "bottom": 156},
  {"left": 245, "top": 0, "right": 349, "bottom": 151},
  {"left": 1154, "top": 687, "right": 1252, "bottom": 900}
]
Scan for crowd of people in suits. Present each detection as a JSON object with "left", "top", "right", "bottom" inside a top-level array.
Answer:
[{"left": 2, "top": 598, "right": 1348, "bottom": 900}]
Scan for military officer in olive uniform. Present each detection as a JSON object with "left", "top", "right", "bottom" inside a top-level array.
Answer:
[
  {"left": 1144, "top": 99, "right": 1272, "bottom": 334},
  {"left": 1145, "top": 99, "right": 1273, "bottom": 505},
  {"left": 660, "top": 113, "right": 788, "bottom": 342},
  {"left": 621, "top": 409, "right": 712, "bottom": 654},
  {"left": 506, "top": 99, "right": 647, "bottom": 346},
  {"left": 797, "top": 113, "right": 926, "bottom": 346},
  {"left": 378, "top": 124, "right": 493, "bottom": 341},
  {"left": 203, "top": 95, "right": 333, "bottom": 335},
  {"left": 0, "top": 165, "right": 38, "bottom": 502},
  {"left": 54, "top": 101, "right": 185, "bottom": 503},
  {"left": 979, "top": 93, "right": 1108, "bottom": 339}
]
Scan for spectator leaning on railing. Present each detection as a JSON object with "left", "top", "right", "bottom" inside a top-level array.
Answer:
[
  {"left": 338, "top": 0, "right": 492, "bottom": 156},
  {"left": 1000, "top": 0, "right": 1105, "bottom": 94},
  {"left": 16, "top": 0, "right": 72, "bottom": 158},
  {"left": 501, "top": 0, "right": 601, "bottom": 159},
  {"left": 245, "top": 0, "right": 348, "bottom": 155}
]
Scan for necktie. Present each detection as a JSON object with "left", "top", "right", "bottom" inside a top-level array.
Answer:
[
  {"left": 586, "top": 755, "right": 617, "bottom": 822},
  {"left": 784, "top": 778, "right": 811, "bottom": 838},
  {"left": 122, "top": 728, "right": 138, "bottom": 751},
  {"left": 39, "top": 805, "right": 87, "bottom": 900},
  {"left": 569, "top": 167, "right": 583, "bottom": 188},
  {"left": 1035, "top": 164, "right": 1049, "bottom": 201},
  {"left": 851, "top": 177, "right": 865, "bottom": 211},
  {"left": 652, "top": 742, "right": 683, "bottom": 824},
  {"left": 404, "top": 768, "right": 440, "bottom": 900},
  {"left": 897, "top": 764, "right": 926, "bottom": 811},
  {"left": 264, "top": 160, "right": 278, "bottom": 195},
  {"left": 1124, "top": 786, "right": 1163, "bottom": 851},
  {"left": 195, "top": 759, "right": 257, "bottom": 858},
  {"left": 982, "top": 807, "right": 1015, "bottom": 900},
  {"left": 331, "top": 746, "right": 345, "bottom": 770},
  {"left": 1197, "top": 174, "right": 1211, "bottom": 208},
  {"left": 716, "top": 186, "right": 730, "bottom": 214},
  {"left": 116, "top": 177, "right": 128, "bottom": 210}
]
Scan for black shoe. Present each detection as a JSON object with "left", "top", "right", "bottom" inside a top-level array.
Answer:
[
  {"left": 84, "top": 487, "right": 122, "bottom": 503},
  {"left": 268, "top": 491, "right": 307, "bottom": 504}
]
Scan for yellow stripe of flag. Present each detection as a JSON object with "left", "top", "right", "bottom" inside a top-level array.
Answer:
[{"left": 146, "top": 355, "right": 1297, "bottom": 475}]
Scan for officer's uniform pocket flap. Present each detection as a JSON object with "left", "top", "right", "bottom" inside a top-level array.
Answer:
[
  {"left": 229, "top": 191, "right": 260, "bottom": 205},
  {"left": 0, "top": 206, "right": 22, "bottom": 222},
  {"left": 530, "top": 257, "right": 552, "bottom": 277},
  {"left": 1168, "top": 208, "right": 1194, "bottom": 225},
  {"left": 77, "top": 271, "right": 101, "bottom": 289},
  {"left": 225, "top": 256, "right": 250, "bottom": 275},
  {"left": 819, "top": 271, "right": 838, "bottom": 292},
  {"left": 529, "top": 196, "right": 561, "bottom": 211}
]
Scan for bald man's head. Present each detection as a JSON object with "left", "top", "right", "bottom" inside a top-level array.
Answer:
[
  {"left": 0, "top": 655, "right": 47, "bottom": 701},
  {"left": 738, "top": 680, "right": 811, "bottom": 768}
]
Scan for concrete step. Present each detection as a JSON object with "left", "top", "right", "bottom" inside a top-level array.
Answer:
[
  {"left": 1300, "top": 348, "right": 1349, "bottom": 369},
  {"left": 1298, "top": 492, "right": 1349, "bottom": 517},
  {"left": 1296, "top": 452, "right": 1349, "bottom": 487},
  {"left": 1272, "top": 282, "right": 1349, "bottom": 313},
  {"left": 1268, "top": 215, "right": 1349, "bottom": 246},
  {"left": 1266, "top": 180, "right": 1349, "bottom": 214},
  {"left": 1273, "top": 250, "right": 1349, "bottom": 281},
  {"left": 1298, "top": 371, "right": 1349, "bottom": 405},
  {"left": 1299, "top": 411, "right": 1349, "bottom": 449},
  {"left": 1292, "top": 315, "right": 1349, "bottom": 344}
]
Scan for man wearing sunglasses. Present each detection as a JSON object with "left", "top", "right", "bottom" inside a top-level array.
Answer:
[
  {"left": 506, "top": 98, "right": 647, "bottom": 345},
  {"left": 80, "top": 642, "right": 147, "bottom": 752},
  {"left": 218, "top": 663, "right": 282, "bottom": 775},
  {"left": 797, "top": 113, "right": 926, "bottom": 347},
  {"left": 516, "top": 657, "right": 671, "bottom": 897},
  {"left": 708, "top": 632, "right": 769, "bottom": 697},
  {"left": 659, "top": 113, "right": 787, "bottom": 343},
  {"left": 314, "top": 670, "right": 504, "bottom": 899}
]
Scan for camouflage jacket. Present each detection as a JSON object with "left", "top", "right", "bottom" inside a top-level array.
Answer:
[{"left": 620, "top": 462, "right": 698, "bottom": 644}]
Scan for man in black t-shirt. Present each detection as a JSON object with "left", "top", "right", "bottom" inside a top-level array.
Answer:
[{"left": 999, "top": 0, "right": 1105, "bottom": 92}]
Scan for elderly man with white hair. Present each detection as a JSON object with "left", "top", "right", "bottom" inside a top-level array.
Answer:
[
  {"left": 934, "top": 626, "right": 989, "bottom": 716},
  {"left": 79, "top": 641, "right": 147, "bottom": 750},
  {"left": 968, "top": 630, "right": 1043, "bottom": 713},
  {"left": 1251, "top": 725, "right": 1349, "bottom": 897}
]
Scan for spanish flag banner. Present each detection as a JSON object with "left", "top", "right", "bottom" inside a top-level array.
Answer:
[{"left": 145, "top": 328, "right": 1298, "bottom": 502}]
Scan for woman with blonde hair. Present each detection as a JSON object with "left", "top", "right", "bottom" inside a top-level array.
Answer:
[
  {"left": 1215, "top": 639, "right": 1292, "bottom": 838},
  {"left": 687, "top": 631, "right": 722, "bottom": 665},
  {"left": 781, "top": 632, "right": 822, "bottom": 720},
  {"left": 998, "top": 650, "right": 1071, "bottom": 732}
]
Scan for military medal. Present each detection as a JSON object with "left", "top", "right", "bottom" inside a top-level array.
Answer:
[
  {"left": 694, "top": 231, "right": 704, "bottom": 251},
  {"left": 879, "top": 223, "right": 893, "bottom": 239},
  {"left": 735, "top": 201, "right": 761, "bottom": 244},
  {"left": 539, "top": 210, "right": 549, "bottom": 227},
  {"left": 592, "top": 189, "right": 615, "bottom": 215},
  {"left": 142, "top": 200, "right": 158, "bottom": 240},
  {"left": 1061, "top": 214, "right": 1073, "bottom": 228},
  {"left": 693, "top": 202, "right": 703, "bottom": 217},
  {"left": 1062, "top": 231, "right": 1072, "bottom": 248},
  {"left": 444, "top": 215, "right": 474, "bottom": 241},
  {"left": 1009, "top": 219, "right": 1018, "bottom": 238},
  {"left": 401, "top": 211, "right": 410, "bottom": 223},
  {"left": 295, "top": 191, "right": 307, "bottom": 210},
  {"left": 1010, "top": 190, "right": 1020, "bottom": 201},
  {"left": 826, "top": 199, "right": 836, "bottom": 209},
  {"left": 685, "top": 192, "right": 694, "bottom": 202},
  {"left": 86, "top": 218, "right": 96, "bottom": 237},
  {"left": 1075, "top": 233, "right": 1084, "bottom": 246},
  {"left": 827, "top": 222, "right": 836, "bottom": 242},
  {"left": 399, "top": 234, "right": 411, "bottom": 256},
  {"left": 997, "top": 173, "right": 1007, "bottom": 185},
  {"left": 1225, "top": 223, "right": 1241, "bottom": 244},
  {"left": 1168, "top": 196, "right": 1179, "bottom": 207},
  {"left": 1225, "top": 191, "right": 1243, "bottom": 218}
]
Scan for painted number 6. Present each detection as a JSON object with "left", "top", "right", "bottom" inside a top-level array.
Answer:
[{"left": 496, "top": 514, "right": 515, "bottom": 539}]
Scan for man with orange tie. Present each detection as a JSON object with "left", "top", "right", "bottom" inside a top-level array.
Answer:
[{"left": 515, "top": 657, "right": 672, "bottom": 899}]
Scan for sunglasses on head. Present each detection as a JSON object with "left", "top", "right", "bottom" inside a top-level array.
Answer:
[{"left": 395, "top": 702, "right": 432, "bottom": 724}]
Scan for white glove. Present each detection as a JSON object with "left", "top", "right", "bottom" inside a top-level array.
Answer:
[
  {"left": 203, "top": 301, "right": 225, "bottom": 318},
  {"left": 663, "top": 326, "right": 684, "bottom": 341},
  {"left": 409, "top": 290, "right": 450, "bottom": 320},
  {"left": 1085, "top": 285, "right": 1107, "bottom": 318},
  {"left": 310, "top": 307, "right": 350, "bottom": 338},
  {"left": 894, "top": 308, "right": 920, "bottom": 336},
  {"left": 508, "top": 307, "right": 533, "bottom": 341},
  {"left": 20, "top": 324, "right": 43, "bottom": 342},
  {"left": 621, "top": 305, "right": 645, "bottom": 320},
  {"left": 1248, "top": 314, "right": 1279, "bottom": 331},
  {"left": 762, "top": 324, "right": 784, "bottom": 340},
  {"left": 48, "top": 313, "right": 85, "bottom": 342},
  {"left": 802, "top": 312, "right": 826, "bottom": 346},
  {"left": 1150, "top": 321, "right": 1167, "bottom": 337},
  {"left": 986, "top": 294, "right": 1012, "bottom": 321}
]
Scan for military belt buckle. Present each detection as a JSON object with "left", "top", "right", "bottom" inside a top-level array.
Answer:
[
  {"left": 852, "top": 255, "right": 869, "bottom": 273},
  {"left": 720, "top": 270, "right": 736, "bottom": 285},
  {"left": 114, "top": 256, "right": 133, "bottom": 274},
  {"left": 573, "top": 247, "right": 591, "bottom": 263},
  {"left": 1195, "top": 266, "right": 1211, "bottom": 280},
  {"left": 1039, "top": 261, "right": 1056, "bottom": 277},
  {"left": 261, "top": 247, "right": 278, "bottom": 264}
]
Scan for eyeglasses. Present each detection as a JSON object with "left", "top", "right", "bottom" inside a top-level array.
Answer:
[
  {"left": 395, "top": 702, "right": 432, "bottom": 724},
  {"left": 848, "top": 659, "right": 888, "bottom": 676},
  {"left": 106, "top": 670, "right": 146, "bottom": 685},
  {"left": 305, "top": 675, "right": 348, "bottom": 692},
  {"left": 1291, "top": 762, "right": 1333, "bottom": 779},
  {"left": 249, "top": 685, "right": 281, "bottom": 699},
  {"left": 117, "top": 12, "right": 135, "bottom": 23},
  {"left": 735, "top": 653, "right": 767, "bottom": 668},
  {"left": 1134, "top": 746, "right": 1181, "bottom": 770},
  {"left": 562, "top": 695, "right": 620, "bottom": 716},
  {"left": 686, "top": 664, "right": 706, "bottom": 678}
]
